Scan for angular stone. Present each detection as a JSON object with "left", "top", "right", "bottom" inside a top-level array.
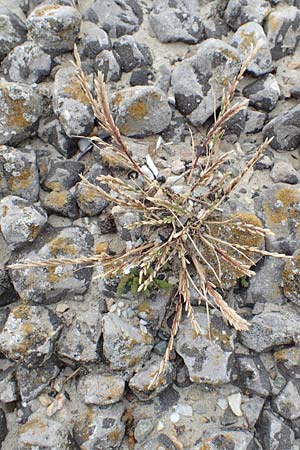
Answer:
[
  {"left": 95, "top": 50, "right": 121, "bottom": 82},
  {"left": 276, "top": 55, "right": 300, "bottom": 99},
  {"left": 265, "top": 6, "right": 300, "bottom": 60},
  {"left": 176, "top": 309, "right": 236, "bottom": 384},
  {"left": 113, "top": 35, "right": 152, "bottom": 73},
  {"left": 235, "top": 355, "right": 271, "bottom": 397},
  {"left": 82, "top": 0, "right": 143, "bottom": 38},
  {"left": 241, "top": 311, "right": 300, "bottom": 352},
  {"left": 274, "top": 346, "right": 300, "bottom": 378},
  {"left": 231, "top": 22, "right": 272, "bottom": 76},
  {"left": 256, "top": 409, "right": 295, "bottom": 450},
  {"left": 241, "top": 396, "right": 265, "bottom": 429},
  {"left": 130, "top": 67, "right": 155, "bottom": 86},
  {"left": 0, "top": 195, "right": 47, "bottom": 249},
  {"left": 38, "top": 115, "right": 78, "bottom": 158},
  {"left": 77, "top": 21, "right": 111, "bottom": 59},
  {"left": 0, "top": 145, "right": 40, "bottom": 201},
  {"left": 245, "top": 109, "right": 266, "bottom": 134},
  {"left": 270, "top": 161, "right": 299, "bottom": 184},
  {"left": 27, "top": 3, "right": 81, "bottom": 55},
  {"left": 112, "top": 86, "right": 172, "bottom": 136},
  {"left": 129, "top": 354, "right": 175, "bottom": 401},
  {"left": 224, "top": 0, "right": 271, "bottom": 30},
  {"left": 282, "top": 249, "right": 300, "bottom": 307},
  {"left": 0, "top": 81, "right": 41, "bottom": 145},
  {"left": 149, "top": 0, "right": 205, "bottom": 44},
  {"left": 77, "top": 373, "right": 125, "bottom": 406},
  {"left": 73, "top": 403, "right": 125, "bottom": 450},
  {"left": 0, "top": 7, "right": 27, "bottom": 61},
  {"left": 197, "top": 429, "right": 256, "bottom": 449},
  {"left": 10, "top": 226, "right": 94, "bottom": 304},
  {"left": 75, "top": 163, "right": 109, "bottom": 216},
  {"left": 273, "top": 380, "right": 300, "bottom": 420},
  {"left": 243, "top": 74, "right": 280, "bottom": 112},
  {"left": 102, "top": 312, "right": 154, "bottom": 370},
  {"left": 53, "top": 66, "right": 94, "bottom": 138},
  {"left": 135, "top": 435, "right": 177, "bottom": 450},
  {"left": 0, "top": 304, "right": 62, "bottom": 367},
  {"left": 2, "top": 41, "right": 52, "bottom": 83},
  {"left": 42, "top": 190, "right": 79, "bottom": 219},
  {"left": 18, "top": 412, "right": 70, "bottom": 450},
  {"left": 43, "top": 160, "right": 84, "bottom": 192},
  {"left": 171, "top": 39, "right": 240, "bottom": 126},
  {"left": 17, "top": 360, "right": 60, "bottom": 402},
  {"left": 0, "top": 368, "right": 17, "bottom": 403}
]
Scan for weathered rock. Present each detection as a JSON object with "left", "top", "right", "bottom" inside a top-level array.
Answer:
[
  {"left": 241, "top": 396, "right": 265, "bottom": 429},
  {"left": 102, "top": 312, "right": 154, "bottom": 370},
  {"left": 197, "top": 429, "right": 256, "bottom": 449},
  {"left": 273, "top": 380, "right": 300, "bottom": 420},
  {"left": 224, "top": 0, "right": 271, "bottom": 30},
  {"left": 265, "top": 6, "right": 300, "bottom": 60},
  {"left": 241, "top": 311, "right": 300, "bottom": 352},
  {"left": 176, "top": 309, "right": 236, "bottom": 384},
  {"left": 113, "top": 35, "right": 152, "bottom": 73},
  {"left": 82, "top": 0, "right": 143, "bottom": 38},
  {"left": 112, "top": 85, "right": 172, "bottom": 137},
  {"left": 0, "top": 368, "right": 17, "bottom": 403},
  {"left": 0, "top": 145, "right": 40, "bottom": 201},
  {"left": 276, "top": 55, "right": 300, "bottom": 99},
  {"left": 222, "top": 101, "right": 247, "bottom": 143},
  {"left": 0, "top": 195, "right": 47, "bottom": 249},
  {"left": 38, "top": 115, "right": 78, "bottom": 158},
  {"left": 275, "top": 346, "right": 300, "bottom": 378},
  {"left": 53, "top": 66, "right": 94, "bottom": 138},
  {"left": 10, "top": 226, "right": 94, "bottom": 304},
  {"left": 149, "top": 0, "right": 205, "bottom": 44},
  {"left": 95, "top": 50, "right": 121, "bottom": 82},
  {"left": 231, "top": 22, "right": 272, "bottom": 76},
  {"left": 77, "top": 21, "right": 111, "bottom": 59},
  {"left": 235, "top": 355, "right": 271, "bottom": 397},
  {"left": 73, "top": 403, "right": 125, "bottom": 450},
  {"left": 0, "top": 304, "right": 62, "bottom": 367},
  {"left": 2, "top": 41, "right": 52, "bottom": 83},
  {"left": 0, "top": 267, "right": 17, "bottom": 307},
  {"left": 243, "top": 74, "right": 280, "bottom": 112},
  {"left": 244, "top": 109, "right": 266, "bottom": 134},
  {"left": 134, "top": 419, "right": 154, "bottom": 443},
  {"left": 282, "top": 249, "right": 300, "bottom": 307},
  {"left": 0, "top": 7, "right": 27, "bottom": 61},
  {"left": 56, "top": 299, "right": 102, "bottom": 363},
  {"left": 0, "top": 409, "right": 7, "bottom": 447},
  {"left": 75, "top": 163, "right": 109, "bottom": 216},
  {"left": 135, "top": 435, "right": 177, "bottom": 450},
  {"left": 17, "top": 360, "right": 60, "bottom": 402},
  {"left": 270, "top": 161, "right": 299, "bottom": 184},
  {"left": 256, "top": 409, "right": 295, "bottom": 450},
  {"left": 129, "top": 354, "right": 175, "bottom": 401},
  {"left": 27, "top": 3, "right": 81, "bottom": 55},
  {"left": 171, "top": 39, "right": 240, "bottom": 126},
  {"left": 0, "top": 81, "right": 41, "bottom": 145},
  {"left": 254, "top": 147, "right": 274, "bottom": 170},
  {"left": 77, "top": 373, "right": 125, "bottom": 406},
  {"left": 42, "top": 190, "right": 79, "bottom": 219},
  {"left": 43, "top": 160, "right": 84, "bottom": 192},
  {"left": 130, "top": 67, "right": 155, "bottom": 86},
  {"left": 18, "top": 412, "right": 70, "bottom": 450}
]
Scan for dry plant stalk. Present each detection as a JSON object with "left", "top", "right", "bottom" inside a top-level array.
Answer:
[{"left": 9, "top": 43, "right": 292, "bottom": 389}]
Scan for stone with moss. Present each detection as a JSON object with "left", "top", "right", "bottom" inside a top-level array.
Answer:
[
  {"left": 75, "top": 163, "right": 109, "bottom": 216},
  {"left": 282, "top": 249, "right": 300, "bottom": 306}
]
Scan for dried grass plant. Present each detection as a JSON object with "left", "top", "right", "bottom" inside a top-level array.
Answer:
[{"left": 9, "top": 44, "right": 292, "bottom": 388}]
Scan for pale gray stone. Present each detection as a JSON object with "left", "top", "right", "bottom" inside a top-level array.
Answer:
[
  {"left": 273, "top": 380, "right": 300, "bottom": 420},
  {"left": 77, "top": 373, "right": 125, "bottom": 406},
  {"left": 270, "top": 161, "right": 299, "bottom": 184},
  {"left": 0, "top": 7, "right": 27, "bottom": 61},
  {"left": 256, "top": 409, "right": 295, "bottom": 450},
  {"left": 77, "top": 21, "right": 111, "bottom": 59},
  {"left": 95, "top": 50, "right": 121, "bottom": 82},
  {"left": 224, "top": 0, "right": 271, "bottom": 30}
]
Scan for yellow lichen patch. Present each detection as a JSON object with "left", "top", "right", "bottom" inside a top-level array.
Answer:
[
  {"left": 78, "top": 186, "right": 99, "bottom": 203},
  {"left": 239, "top": 31, "right": 257, "bottom": 52},
  {"left": 47, "top": 266, "right": 61, "bottom": 284},
  {"left": 221, "top": 48, "right": 240, "bottom": 64},
  {"left": 29, "top": 223, "right": 42, "bottom": 241},
  {"left": 63, "top": 80, "right": 90, "bottom": 105},
  {"left": 263, "top": 187, "right": 300, "bottom": 227},
  {"left": 95, "top": 241, "right": 108, "bottom": 254},
  {"left": 45, "top": 191, "right": 68, "bottom": 208},
  {"left": 113, "top": 93, "right": 123, "bottom": 106},
  {"left": 49, "top": 236, "right": 77, "bottom": 257},
  {"left": 19, "top": 417, "right": 47, "bottom": 434},
  {"left": 268, "top": 13, "right": 281, "bottom": 33},
  {"left": 45, "top": 181, "right": 62, "bottom": 191},
  {"left": 33, "top": 4, "right": 61, "bottom": 17},
  {"left": 12, "top": 304, "right": 31, "bottom": 321},
  {"left": 127, "top": 100, "right": 148, "bottom": 119},
  {"left": 2, "top": 88, "right": 31, "bottom": 130},
  {"left": 7, "top": 169, "right": 32, "bottom": 192},
  {"left": 107, "top": 428, "right": 121, "bottom": 442},
  {"left": 282, "top": 251, "right": 300, "bottom": 304}
]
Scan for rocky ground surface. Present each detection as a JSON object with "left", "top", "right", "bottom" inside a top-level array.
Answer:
[{"left": 1, "top": 0, "right": 300, "bottom": 449}]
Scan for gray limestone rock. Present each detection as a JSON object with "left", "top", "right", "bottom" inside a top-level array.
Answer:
[
  {"left": 276, "top": 56, "right": 300, "bottom": 99},
  {"left": 196, "top": 429, "right": 256, "bottom": 449},
  {"left": 113, "top": 35, "right": 152, "bottom": 73},
  {"left": 171, "top": 39, "right": 240, "bottom": 126},
  {"left": 274, "top": 346, "right": 300, "bottom": 378},
  {"left": 17, "top": 360, "right": 60, "bottom": 402},
  {"left": 243, "top": 74, "right": 280, "bottom": 112},
  {"left": 0, "top": 368, "right": 17, "bottom": 403},
  {"left": 77, "top": 373, "right": 125, "bottom": 406},
  {"left": 27, "top": 3, "right": 81, "bottom": 55},
  {"left": 0, "top": 81, "right": 41, "bottom": 145},
  {"left": 0, "top": 304, "right": 62, "bottom": 367},
  {"left": 0, "top": 7, "right": 27, "bottom": 62},
  {"left": 231, "top": 22, "right": 273, "bottom": 76},
  {"left": 82, "top": 0, "right": 143, "bottom": 38},
  {"left": 176, "top": 309, "right": 236, "bottom": 384},
  {"left": 111, "top": 85, "right": 172, "bottom": 137},
  {"left": 73, "top": 403, "right": 125, "bottom": 450},
  {"left": 95, "top": 50, "right": 121, "bottom": 82},
  {"left": 42, "top": 160, "right": 84, "bottom": 192},
  {"left": 53, "top": 66, "right": 94, "bottom": 138},
  {"left": 0, "top": 195, "right": 47, "bottom": 249},
  {"left": 254, "top": 148, "right": 274, "bottom": 170},
  {"left": 241, "top": 311, "right": 300, "bottom": 352},
  {"left": 38, "top": 115, "right": 78, "bottom": 158},
  {"left": 265, "top": 6, "right": 300, "bottom": 60},
  {"left": 102, "top": 312, "right": 154, "bottom": 370},
  {"left": 77, "top": 21, "right": 111, "bottom": 59},
  {"left": 241, "top": 396, "right": 265, "bottom": 429},
  {"left": 75, "top": 163, "right": 109, "bottom": 216},
  {"left": 273, "top": 380, "right": 300, "bottom": 420},
  {"left": 9, "top": 226, "right": 94, "bottom": 304},
  {"left": 0, "top": 145, "right": 40, "bottom": 202},
  {"left": 224, "top": 0, "right": 271, "bottom": 30},
  {"left": 263, "top": 105, "right": 300, "bottom": 152},
  {"left": 256, "top": 409, "right": 295, "bottom": 450},
  {"left": 245, "top": 109, "right": 267, "bottom": 134},
  {"left": 270, "top": 161, "right": 299, "bottom": 184},
  {"left": 2, "top": 41, "right": 52, "bottom": 84},
  {"left": 149, "top": 0, "right": 205, "bottom": 44},
  {"left": 41, "top": 190, "right": 79, "bottom": 219},
  {"left": 235, "top": 355, "right": 271, "bottom": 397}
]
